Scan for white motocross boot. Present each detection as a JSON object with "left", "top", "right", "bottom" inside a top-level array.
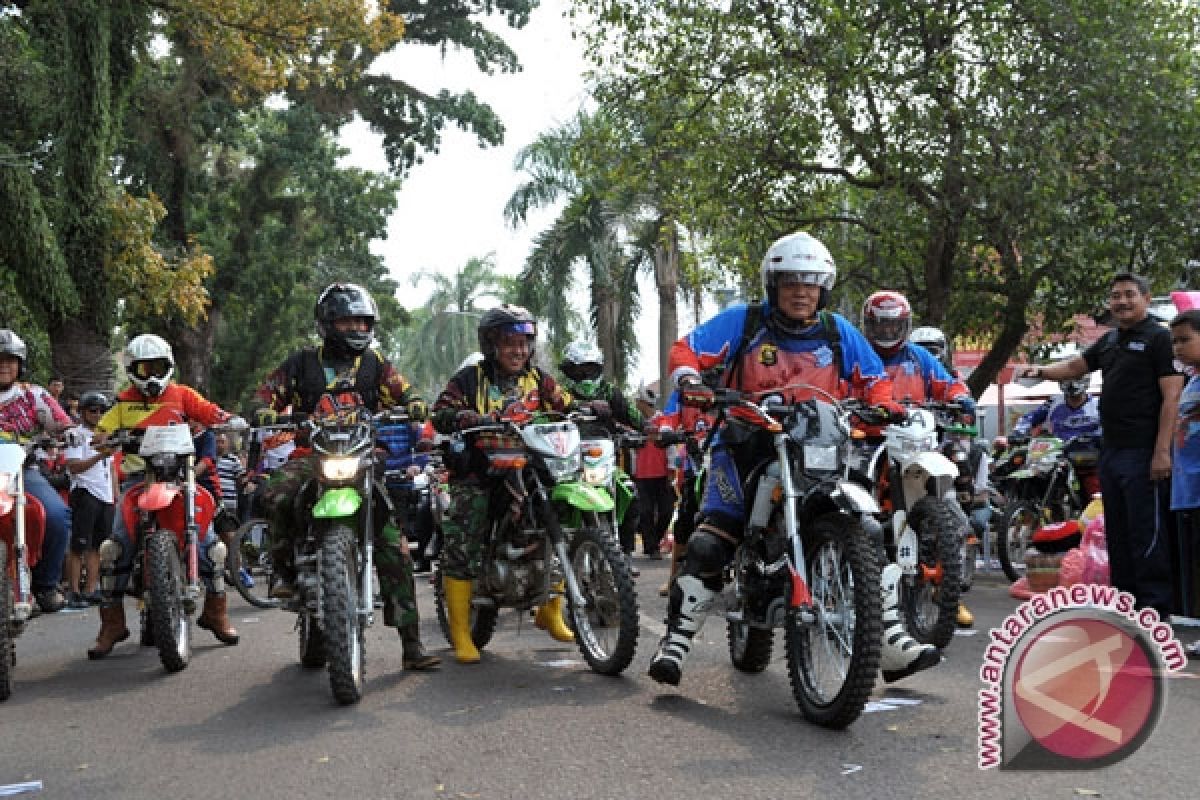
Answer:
[
  {"left": 880, "top": 563, "right": 942, "bottom": 683},
  {"left": 648, "top": 574, "right": 714, "bottom": 686}
]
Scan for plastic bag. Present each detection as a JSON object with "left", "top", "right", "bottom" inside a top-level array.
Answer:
[
  {"left": 1057, "top": 547, "right": 1086, "bottom": 587},
  {"left": 1080, "top": 515, "right": 1110, "bottom": 586}
]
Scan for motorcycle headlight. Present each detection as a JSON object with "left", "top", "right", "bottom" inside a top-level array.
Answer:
[
  {"left": 321, "top": 456, "right": 363, "bottom": 482},
  {"left": 542, "top": 453, "right": 581, "bottom": 481},
  {"left": 803, "top": 444, "right": 840, "bottom": 472}
]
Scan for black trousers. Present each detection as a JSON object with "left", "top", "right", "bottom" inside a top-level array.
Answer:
[{"left": 636, "top": 477, "right": 675, "bottom": 554}]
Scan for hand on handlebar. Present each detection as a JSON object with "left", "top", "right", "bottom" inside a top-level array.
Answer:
[
  {"left": 679, "top": 378, "right": 715, "bottom": 410},
  {"left": 455, "top": 410, "right": 496, "bottom": 431}
]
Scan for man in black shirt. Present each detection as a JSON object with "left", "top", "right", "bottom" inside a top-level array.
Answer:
[{"left": 1022, "top": 273, "right": 1183, "bottom": 617}]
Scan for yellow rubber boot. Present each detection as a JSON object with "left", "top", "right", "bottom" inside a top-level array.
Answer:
[
  {"left": 956, "top": 602, "right": 975, "bottom": 628},
  {"left": 443, "top": 577, "right": 481, "bottom": 664},
  {"left": 534, "top": 586, "right": 575, "bottom": 643}
]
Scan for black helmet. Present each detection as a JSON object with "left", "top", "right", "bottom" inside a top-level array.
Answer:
[
  {"left": 315, "top": 282, "right": 379, "bottom": 355},
  {"left": 79, "top": 390, "right": 111, "bottom": 413},
  {"left": 477, "top": 304, "right": 537, "bottom": 361}
]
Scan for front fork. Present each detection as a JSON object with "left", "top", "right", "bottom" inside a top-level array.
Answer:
[
  {"left": 12, "top": 468, "right": 32, "bottom": 623},
  {"left": 183, "top": 456, "right": 201, "bottom": 604},
  {"left": 534, "top": 486, "right": 588, "bottom": 611},
  {"left": 358, "top": 473, "right": 375, "bottom": 622},
  {"left": 774, "top": 434, "right": 814, "bottom": 615}
]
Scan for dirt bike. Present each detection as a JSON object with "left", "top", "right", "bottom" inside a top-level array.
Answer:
[
  {"left": 0, "top": 438, "right": 51, "bottom": 701},
  {"left": 701, "top": 384, "right": 883, "bottom": 730},
  {"left": 275, "top": 391, "right": 407, "bottom": 705},
  {"left": 434, "top": 407, "right": 639, "bottom": 675},
  {"left": 577, "top": 421, "right": 644, "bottom": 551},
  {"left": 996, "top": 433, "right": 1101, "bottom": 582},
  {"left": 112, "top": 420, "right": 230, "bottom": 673},
  {"left": 847, "top": 401, "right": 966, "bottom": 650}
]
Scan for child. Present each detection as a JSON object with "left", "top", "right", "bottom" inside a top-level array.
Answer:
[
  {"left": 63, "top": 391, "right": 116, "bottom": 608},
  {"left": 1169, "top": 309, "right": 1200, "bottom": 656}
]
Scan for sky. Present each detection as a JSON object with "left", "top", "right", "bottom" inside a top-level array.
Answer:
[{"left": 336, "top": 2, "right": 667, "bottom": 387}]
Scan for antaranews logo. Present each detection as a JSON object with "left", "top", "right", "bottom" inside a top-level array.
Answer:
[{"left": 978, "top": 584, "right": 1185, "bottom": 770}]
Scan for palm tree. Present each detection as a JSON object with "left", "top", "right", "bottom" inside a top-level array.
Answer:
[
  {"left": 505, "top": 113, "right": 646, "bottom": 387},
  {"left": 395, "top": 254, "right": 509, "bottom": 396}
]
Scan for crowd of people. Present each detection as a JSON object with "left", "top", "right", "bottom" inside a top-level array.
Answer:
[{"left": 3, "top": 229, "right": 1198, "bottom": 683}]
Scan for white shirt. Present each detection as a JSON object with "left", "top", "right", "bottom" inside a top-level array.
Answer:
[{"left": 64, "top": 425, "right": 114, "bottom": 503}]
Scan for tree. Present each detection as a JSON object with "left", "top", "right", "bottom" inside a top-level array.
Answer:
[
  {"left": 505, "top": 112, "right": 648, "bottom": 387},
  {"left": 395, "top": 254, "right": 511, "bottom": 397},
  {"left": 579, "top": 0, "right": 1200, "bottom": 393}
]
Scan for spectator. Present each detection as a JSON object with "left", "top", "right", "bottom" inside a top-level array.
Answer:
[
  {"left": 1022, "top": 273, "right": 1183, "bottom": 619},
  {"left": 63, "top": 391, "right": 116, "bottom": 608},
  {"left": 215, "top": 432, "right": 245, "bottom": 516},
  {"left": 1168, "top": 310, "right": 1200, "bottom": 654},
  {"left": 633, "top": 388, "right": 672, "bottom": 583}
]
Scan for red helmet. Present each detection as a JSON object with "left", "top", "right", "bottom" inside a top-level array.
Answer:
[{"left": 862, "top": 291, "right": 912, "bottom": 355}]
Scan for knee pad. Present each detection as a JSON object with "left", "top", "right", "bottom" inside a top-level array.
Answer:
[
  {"left": 206, "top": 540, "right": 228, "bottom": 593},
  {"left": 682, "top": 529, "right": 733, "bottom": 589}
]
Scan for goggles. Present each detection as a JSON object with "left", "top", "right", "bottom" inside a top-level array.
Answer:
[{"left": 132, "top": 359, "right": 171, "bottom": 379}]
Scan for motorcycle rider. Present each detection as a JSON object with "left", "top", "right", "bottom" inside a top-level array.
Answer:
[
  {"left": 431, "top": 304, "right": 575, "bottom": 663},
  {"left": 647, "top": 231, "right": 941, "bottom": 687},
  {"left": 0, "top": 329, "right": 73, "bottom": 613},
  {"left": 87, "top": 334, "right": 247, "bottom": 658},
  {"left": 861, "top": 292, "right": 978, "bottom": 628},
  {"left": 557, "top": 340, "right": 644, "bottom": 573},
  {"left": 255, "top": 282, "right": 440, "bottom": 671},
  {"left": 1012, "top": 378, "right": 1101, "bottom": 442}
]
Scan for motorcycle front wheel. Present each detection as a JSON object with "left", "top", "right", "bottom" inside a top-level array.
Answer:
[
  {"left": 145, "top": 531, "right": 191, "bottom": 673},
  {"left": 998, "top": 501, "right": 1039, "bottom": 583},
  {"left": 0, "top": 542, "right": 13, "bottom": 701},
  {"left": 900, "top": 497, "right": 963, "bottom": 649},
  {"left": 320, "top": 526, "right": 365, "bottom": 705},
  {"left": 785, "top": 513, "right": 881, "bottom": 730},
  {"left": 567, "top": 520, "right": 639, "bottom": 675}
]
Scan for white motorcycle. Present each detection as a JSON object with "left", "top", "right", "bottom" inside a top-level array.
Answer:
[{"left": 850, "top": 404, "right": 966, "bottom": 649}]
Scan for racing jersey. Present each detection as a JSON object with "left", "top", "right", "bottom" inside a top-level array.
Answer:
[
  {"left": 880, "top": 343, "right": 970, "bottom": 404},
  {"left": 1013, "top": 396, "right": 1102, "bottom": 441}
]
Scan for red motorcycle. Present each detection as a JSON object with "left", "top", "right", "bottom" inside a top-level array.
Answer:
[
  {"left": 0, "top": 439, "right": 47, "bottom": 701},
  {"left": 115, "top": 421, "right": 219, "bottom": 673}
]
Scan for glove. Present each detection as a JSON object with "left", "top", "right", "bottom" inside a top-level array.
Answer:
[
  {"left": 586, "top": 400, "right": 612, "bottom": 420},
  {"left": 874, "top": 404, "right": 907, "bottom": 424},
  {"left": 407, "top": 399, "right": 428, "bottom": 422},
  {"left": 955, "top": 395, "right": 977, "bottom": 415},
  {"left": 455, "top": 410, "right": 493, "bottom": 430},
  {"left": 227, "top": 415, "right": 249, "bottom": 431},
  {"left": 679, "top": 379, "right": 715, "bottom": 410}
]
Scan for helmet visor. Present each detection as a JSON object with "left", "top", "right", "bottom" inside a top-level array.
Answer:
[
  {"left": 868, "top": 317, "right": 909, "bottom": 345},
  {"left": 501, "top": 321, "right": 536, "bottom": 336},
  {"left": 132, "top": 359, "right": 172, "bottom": 380},
  {"left": 775, "top": 271, "right": 830, "bottom": 290}
]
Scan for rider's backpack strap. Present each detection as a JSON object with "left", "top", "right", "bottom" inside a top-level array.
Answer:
[
  {"left": 722, "top": 301, "right": 764, "bottom": 388},
  {"left": 819, "top": 311, "right": 843, "bottom": 373}
]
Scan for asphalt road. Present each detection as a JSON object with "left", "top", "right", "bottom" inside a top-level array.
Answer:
[{"left": 3, "top": 560, "right": 1198, "bottom": 800}]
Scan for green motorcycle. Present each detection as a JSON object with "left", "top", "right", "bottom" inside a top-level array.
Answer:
[{"left": 435, "top": 409, "right": 639, "bottom": 675}]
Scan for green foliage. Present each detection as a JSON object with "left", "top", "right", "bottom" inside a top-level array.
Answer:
[{"left": 579, "top": 0, "right": 1200, "bottom": 391}]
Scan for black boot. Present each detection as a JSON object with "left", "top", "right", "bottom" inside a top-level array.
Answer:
[{"left": 400, "top": 623, "right": 441, "bottom": 670}]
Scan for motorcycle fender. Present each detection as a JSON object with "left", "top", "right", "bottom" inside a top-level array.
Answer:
[
  {"left": 900, "top": 452, "right": 958, "bottom": 481},
  {"left": 551, "top": 482, "right": 615, "bottom": 513},
  {"left": 137, "top": 482, "right": 179, "bottom": 512},
  {"left": 312, "top": 487, "right": 363, "bottom": 519},
  {"left": 827, "top": 481, "right": 880, "bottom": 514}
]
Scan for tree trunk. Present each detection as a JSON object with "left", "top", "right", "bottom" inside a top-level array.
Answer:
[
  {"left": 50, "top": 318, "right": 117, "bottom": 399},
  {"left": 654, "top": 220, "right": 680, "bottom": 405},
  {"left": 165, "top": 308, "right": 220, "bottom": 396}
]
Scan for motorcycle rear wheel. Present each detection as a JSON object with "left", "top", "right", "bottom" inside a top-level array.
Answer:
[
  {"left": 320, "top": 526, "right": 365, "bottom": 705},
  {"left": 998, "top": 501, "right": 1039, "bottom": 583},
  {"left": 433, "top": 565, "right": 498, "bottom": 651},
  {"left": 145, "top": 531, "right": 191, "bottom": 673},
  {"left": 785, "top": 513, "right": 881, "bottom": 730},
  {"left": 227, "top": 519, "right": 280, "bottom": 609},
  {"left": 900, "top": 497, "right": 963, "bottom": 649},
  {"left": 567, "top": 520, "right": 638, "bottom": 675},
  {"left": 727, "top": 545, "right": 774, "bottom": 673},
  {"left": 0, "top": 543, "right": 12, "bottom": 701}
]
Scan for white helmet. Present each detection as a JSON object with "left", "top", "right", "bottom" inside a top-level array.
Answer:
[
  {"left": 910, "top": 326, "right": 949, "bottom": 365},
  {"left": 761, "top": 232, "right": 837, "bottom": 301},
  {"left": 125, "top": 334, "right": 174, "bottom": 397}
]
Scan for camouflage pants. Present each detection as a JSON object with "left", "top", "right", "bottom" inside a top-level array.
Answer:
[
  {"left": 263, "top": 457, "right": 419, "bottom": 629},
  {"left": 440, "top": 481, "right": 490, "bottom": 581}
]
